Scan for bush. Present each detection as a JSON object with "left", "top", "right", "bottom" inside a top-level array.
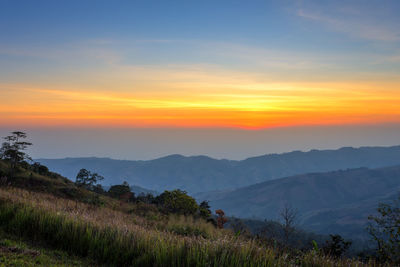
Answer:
[
  {"left": 108, "top": 184, "right": 131, "bottom": 198},
  {"left": 156, "top": 189, "right": 199, "bottom": 215},
  {"left": 322, "top": 234, "right": 352, "bottom": 258},
  {"left": 31, "top": 163, "right": 49, "bottom": 175}
]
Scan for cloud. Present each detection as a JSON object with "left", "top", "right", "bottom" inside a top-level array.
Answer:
[
  {"left": 297, "top": 8, "right": 400, "bottom": 42},
  {"left": 0, "top": 35, "right": 398, "bottom": 87}
]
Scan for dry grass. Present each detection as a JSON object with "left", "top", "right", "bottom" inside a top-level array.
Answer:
[{"left": 0, "top": 186, "right": 385, "bottom": 266}]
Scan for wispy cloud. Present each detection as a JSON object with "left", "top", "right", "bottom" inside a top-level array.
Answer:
[
  {"left": 297, "top": 8, "right": 400, "bottom": 42},
  {"left": 1, "top": 37, "right": 399, "bottom": 90}
]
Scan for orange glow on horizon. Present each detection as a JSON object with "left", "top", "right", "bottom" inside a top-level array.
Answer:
[{"left": 1, "top": 80, "right": 400, "bottom": 129}]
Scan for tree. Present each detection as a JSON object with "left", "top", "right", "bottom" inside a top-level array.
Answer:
[
  {"left": 156, "top": 189, "right": 199, "bottom": 215},
  {"left": 92, "top": 184, "right": 105, "bottom": 194},
  {"left": 230, "top": 218, "right": 251, "bottom": 237},
  {"left": 31, "top": 162, "right": 49, "bottom": 175},
  {"left": 322, "top": 234, "right": 352, "bottom": 258},
  {"left": 0, "top": 131, "right": 32, "bottom": 171},
  {"left": 258, "top": 220, "right": 282, "bottom": 243},
  {"left": 215, "top": 209, "right": 228, "bottom": 229},
  {"left": 75, "top": 168, "right": 104, "bottom": 190},
  {"left": 199, "top": 200, "right": 212, "bottom": 219},
  {"left": 367, "top": 195, "right": 400, "bottom": 264},
  {"left": 136, "top": 192, "right": 156, "bottom": 204},
  {"left": 280, "top": 203, "right": 297, "bottom": 244},
  {"left": 108, "top": 182, "right": 131, "bottom": 198}
]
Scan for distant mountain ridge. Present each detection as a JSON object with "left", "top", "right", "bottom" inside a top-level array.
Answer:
[
  {"left": 203, "top": 165, "right": 400, "bottom": 239},
  {"left": 37, "top": 145, "right": 400, "bottom": 194}
]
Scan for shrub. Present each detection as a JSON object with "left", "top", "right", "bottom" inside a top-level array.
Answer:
[{"left": 156, "top": 189, "right": 199, "bottom": 215}]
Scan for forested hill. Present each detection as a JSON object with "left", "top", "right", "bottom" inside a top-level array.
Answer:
[
  {"left": 38, "top": 145, "right": 400, "bottom": 193},
  {"left": 202, "top": 165, "right": 400, "bottom": 239}
]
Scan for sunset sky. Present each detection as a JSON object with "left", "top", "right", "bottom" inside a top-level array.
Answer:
[{"left": 1, "top": 0, "right": 400, "bottom": 159}]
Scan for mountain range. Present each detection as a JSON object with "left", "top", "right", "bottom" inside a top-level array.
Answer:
[
  {"left": 198, "top": 165, "right": 400, "bottom": 239},
  {"left": 38, "top": 145, "right": 400, "bottom": 194},
  {"left": 37, "top": 145, "right": 400, "bottom": 239}
]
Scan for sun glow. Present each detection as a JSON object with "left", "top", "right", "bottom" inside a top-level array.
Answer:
[{"left": 1, "top": 78, "right": 400, "bottom": 129}]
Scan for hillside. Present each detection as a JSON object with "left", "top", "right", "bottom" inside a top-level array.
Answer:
[
  {"left": 0, "top": 159, "right": 372, "bottom": 266},
  {"left": 202, "top": 165, "right": 400, "bottom": 239},
  {"left": 38, "top": 145, "right": 400, "bottom": 193},
  {"left": 0, "top": 229, "right": 97, "bottom": 266}
]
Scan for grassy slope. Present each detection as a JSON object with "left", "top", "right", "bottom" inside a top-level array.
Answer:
[
  {"left": 0, "top": 160, "right": 105, "bottom": 203},
  {"left": 0, "top": 229, "right": 98, "bottom": 267},
  {"left": 0, "top": 160, "right": 384, "bottom": 266}
]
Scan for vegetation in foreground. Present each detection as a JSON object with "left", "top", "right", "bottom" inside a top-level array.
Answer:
[
  {"left": 0, "top": 229, "right": 97, "bottom": 267},
  {"left": 1, "top": 185, "right": 378, "bottom": 267},
  {"left": 0, "top": 131, "right": 398, "bottom": 266}
]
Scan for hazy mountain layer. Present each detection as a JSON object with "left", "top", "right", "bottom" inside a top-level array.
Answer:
[
  {"left": 202, "top": 165, "right": 400, "bottom": 239},
  {"left": 38, "top": 145, "right": 400, "bottom": 193}
]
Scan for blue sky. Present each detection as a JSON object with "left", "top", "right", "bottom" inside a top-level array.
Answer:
[
  {"left": 2, "top": 0, "right": 399, "bottom": 70},
  {"left": 0, "top": 0, "right": 399, "bottom": 159}
]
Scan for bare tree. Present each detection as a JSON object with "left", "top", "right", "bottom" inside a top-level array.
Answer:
[{"left": 280, "top": 203, "right": 297, "bottom": 244}]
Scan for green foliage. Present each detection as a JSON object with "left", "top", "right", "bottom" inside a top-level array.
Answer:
[
  {"left": 108, "top": 182, "right": 131, "bottom": 198},
  {"left": 367, "top": 195, "right": 400, "bottom": 264},
  {"left": 0, "top": 181, "right": 379, "bottom": 267},
  {"left": 199, "top": 200, "right": 212, "bottom": 219},
  {"left": 166, "top": 215, "right": 212, "bottom": 238},
  {"left": 157, "top": 189, "right": 199, "bottom": 215},
  {"left": 135, "top": 193, "right": 156, "bottom": 204},
  {"left": 31, "top": 163, "right": 49, "bottom": 176},
  {"left": 84, "top": 194, "right": 104, "bottom": 207},
  {"left": 91, "top": 184, "right": 105, "bottom": 195},
  {"left": 0, "top": 157, "right": 386, "bottom": 266},
  {"left": 0, "top": 231, "right": 95, "bottom": 266},
  {"left": 0, "top": 200, "right": 277, "bottom": 267},
  {"left": 75, "top": 169, "right": 104, "bottom": 190},
  {"left": 129, "top": 202, "right": 159, "bottom": 217},
  {"left": 312, "top": 240, "right": 319, "bottom": 254},
  {"left": 0, "top": 159, "right": 103, "bottom": 205}
]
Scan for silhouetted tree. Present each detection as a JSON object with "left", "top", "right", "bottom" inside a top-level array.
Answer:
[
  {"left": 368, "top": 195, "right": 400, "bottom": 264},
  {"left": 75, "top": 168, "right": 104, "bottom": 190},
  {"left": 280, "top": 203, "right": 297, "bottom": 244},
  {"left": 322, "top": 234, "right": 352, "bottom": 258},
  {"left": 0, "top": 131, "right": 32, "bottom": 173},
  {"left": 199, "top": 200, "right": 212, "bottom": 219}
]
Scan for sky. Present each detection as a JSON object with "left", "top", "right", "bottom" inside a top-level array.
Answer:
[{"left": 0, "top": 0, "right": 400, "bottom": 159}]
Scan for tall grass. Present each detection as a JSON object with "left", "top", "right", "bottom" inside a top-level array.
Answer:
[
  {"left": 0, "top": 187, "right": 379, "bottom": 266},
  {"left": 162, "top": 214, "right": 225, "bottom": 239},
  {"left": 0, "top": 187, "right": 277, "bottom": 266}
]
